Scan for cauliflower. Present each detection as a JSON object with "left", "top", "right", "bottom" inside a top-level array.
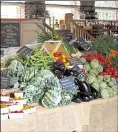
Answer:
[
  {"left": 108, "top": 81, "right": 115, "bottom": 87},
  {"left": 103, "top": 75, "right": 111, "bottom": 82},
  {"left": 90, "top": 59, "right": 99, "bottom": 69}
]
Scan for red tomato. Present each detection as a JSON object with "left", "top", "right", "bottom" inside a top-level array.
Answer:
[
  {"left": 108, "top": 71, "right": 112, "bottom": 75},
  {"left": 110, "top": 67, "right": 115, "bottom": 72}
]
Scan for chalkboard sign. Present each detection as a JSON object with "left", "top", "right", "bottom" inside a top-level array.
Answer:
[
  {"left": 68, "top": 57, "right": 82, "bottom": 66},
  {"left": 59, "top": 76, "right": 76, "bottom": 91},
  {"left": 1, "top": 76, "right": 10, "bottom": 89},
  {"left": 1, "top": 22, "right": 20, "bottom": 48},
  {"left": 77, "top": 38, "right": 92, "bottom": 51},
  {"left": 72, "top": 65, "right": 87, "bottom": 80},
  {"left": 16, "top": 46, "right": 33, "bottom": 57}
]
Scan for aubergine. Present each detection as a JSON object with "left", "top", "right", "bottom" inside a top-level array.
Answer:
[
  {"left": 72, "top": 96, "right": 81, "bottom": 103},
  {"left": 54, "top": 70, "right": 64, "bottom": 79},
  {"left": 90, "top": 86, "right": 99, "bottom": 99},
  {"left": 53, "top": 62, "right": 66, "bottom": 72},
  {"left": 78, "top": 92, "right": 90, "bottom": 102},
  {"left": 74, "top": 78, "right": 91, "bottom": 95},
  {"left": 64, "top": 69, "right": 71, "bottom": 76}
]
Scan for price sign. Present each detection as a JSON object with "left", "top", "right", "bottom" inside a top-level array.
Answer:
[
  {"left": 72, "top": 65, "right": 87, "bottom": 80},
  {"left": 1, "top": 76, "right": 10, "bottom": 89},
  {"left": 16, "top": 46, "right": 33, "bottom": 57},
  {"left": 59, "top": 76, "right": 76, "bottom": 91},
  {"left": 77, "top": 38, "right": 92, "bottom": 51}
]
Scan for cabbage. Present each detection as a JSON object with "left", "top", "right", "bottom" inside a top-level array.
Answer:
[
  {"left": 92, "top": 81, "right": 100, "bottom": 91},
  {"left": 100, "top": 82, "right": 108, "bottom": 89},
  {"left": 87, "top": 75, "right": 97, "bottom": 84},
  {"left": 84, "top": 63, "right": 91, "bottom": 72},
  {"left": 90, "top": 59, "right": 99, "bottom": 69},
  {"left": 100, "top": 89, "right": 110, "bottom": 99},
  {"left": 97, "top": 65, "right": 103, "bottom": 73}
]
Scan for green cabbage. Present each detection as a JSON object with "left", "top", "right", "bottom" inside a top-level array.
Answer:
[{"left": 90, "top": 59, "right": 99, "bottom": 69}]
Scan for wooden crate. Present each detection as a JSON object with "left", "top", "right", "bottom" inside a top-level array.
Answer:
[{"left": 41, "top": 40, "right": 71, "bottom": 58}]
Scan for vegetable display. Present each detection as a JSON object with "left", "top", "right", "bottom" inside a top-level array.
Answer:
[{"left": 1, "top": 34, "right": 118, "bottom": 110}]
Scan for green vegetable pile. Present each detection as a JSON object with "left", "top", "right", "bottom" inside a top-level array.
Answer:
[
  {"left": 81, "top": 59, "right": 118, "bottom": 99},
  {"left": 3, "top": 47, "right": 77, "bottom": 108}
]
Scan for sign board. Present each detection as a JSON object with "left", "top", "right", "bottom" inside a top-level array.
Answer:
[
  {"left": 59, "top": 76, "right": 76, "bottom": 91},
  {"left": 77, "top": 38, "right": 92, "bottom": 51},
  {"left": 16, "top": 46, "right": 34, "bottom": 57},
  {"left": 68, "top": 57, "right": 82, "bottom": 66},
  {"left": 1, "top": 22, "right": 20, "bottom": 48},
  {"left": 72, "top": 65, "right": 87, "bottom": 80},
  {"left": 1, "top": 76, "right": 10, "bottom": 89}
]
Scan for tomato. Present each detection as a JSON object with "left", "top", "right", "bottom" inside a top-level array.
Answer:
[
  {"left": 108, "top": 71, "right": 112, "bottom": 75},
  {"left": 99, "top": 72, "right": 104, "bottom": 76},
  {"left": 110, "top": 67, "right": 115, "bottom": 72}
]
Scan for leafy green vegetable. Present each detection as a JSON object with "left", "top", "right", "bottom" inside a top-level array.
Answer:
[
  {"left": 92, "top": 36, "right": 118, "bottom": 56},
  {"left": 41, "top": 90, "right": 62, "bottom": 108}
]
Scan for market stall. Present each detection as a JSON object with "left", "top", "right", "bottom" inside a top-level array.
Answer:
[
  {"left": 1, "top": 96, "right": 117, "bottom": 132},
  {"left": 1, "top": 22, "right": 118, "bottom": 132}
]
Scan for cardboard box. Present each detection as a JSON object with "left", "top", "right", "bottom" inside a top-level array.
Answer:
[{"left": 41, "top": 40, "right": 71, "bottom": 58}]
